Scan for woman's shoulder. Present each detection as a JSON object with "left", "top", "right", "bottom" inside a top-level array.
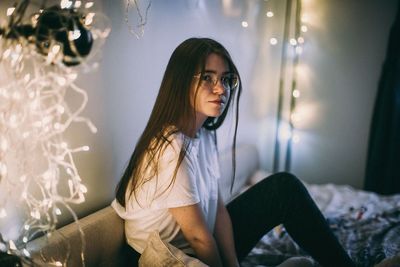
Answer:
[{"left": 157, "top": 126, "right": 215, "bottom": 158}]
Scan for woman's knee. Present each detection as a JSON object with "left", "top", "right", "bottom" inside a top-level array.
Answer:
[{"left": 263, "top": 172, "right": 305, "bottom": 191}]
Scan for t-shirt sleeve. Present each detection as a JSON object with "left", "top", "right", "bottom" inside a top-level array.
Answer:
[{"left": 136, "top": 138, "right": 200, "bottom": 210}]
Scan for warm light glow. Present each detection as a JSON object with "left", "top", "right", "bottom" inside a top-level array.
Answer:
[
  {"left": 297, "top": 37, "right": 304, "bottom": 44},
  {"left": 6, "top": 7, "right": 15, "bottom": 16},
  {"left": 241, "top": 21, "right": 249, "bottom": 28},
  {"left": 51, "top": 44, "right": 61, "bottom": 54},
  {"left": 68, "top": 30, "right": 81, "bottom": 41},
  {"left": 0, "top": 15, "right": 104, "bottom": 262},
  {"left": 266, "top": 11, "right": 274, "bottom": 18},
  {"left": 55, "top": 208, "right": 62, "bottom": 215},
  {"left": 289, "top": 38, "right": 297, "bottom": 46},
  {"left": 293, "top": 89, "right": 301, "bottom": 98},
  {"left": 270, "top": 38, "right": 278, "bottom": 45},
  {"left": 85, "top": 13, "right": 95, "bottom": 26},
  {"left": 301, "top": 25, "right": 308, "bottom": 32},
  {"left": 74, "top": 1, "right": 82, "bottom": 8},
  {"left": 60, "top": 0, "right": 73, "bottom": 9},
  {"left": 85, "top": 2, "right": 94, "bottom": 8}
]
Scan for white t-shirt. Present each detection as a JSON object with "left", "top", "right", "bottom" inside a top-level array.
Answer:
[{"left": 111, "top": 128, "right": 220, "bottom": 255}]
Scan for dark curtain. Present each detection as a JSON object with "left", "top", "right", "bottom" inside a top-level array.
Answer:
[{"left": 365, "top": 1, "right": 400, "bottom": 195}]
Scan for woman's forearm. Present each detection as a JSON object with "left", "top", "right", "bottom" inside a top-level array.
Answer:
[
  {"left": 214, "top": 197, "right": 240, "bottom": 267},
  {"left": 187, "top": 235, "right": 223, "bottom": 267}
]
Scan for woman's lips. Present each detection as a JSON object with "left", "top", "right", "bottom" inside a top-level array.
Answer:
[{"left": 209, "top": 100, "right": 224, "bottom": 105}]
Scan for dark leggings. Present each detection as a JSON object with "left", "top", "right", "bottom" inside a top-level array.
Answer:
[
  {"left": 125, "top": 172, "right": 355, "bottom": 267},
  {"left": 227, "top": 172, "right": 355, "bottom": 267}
]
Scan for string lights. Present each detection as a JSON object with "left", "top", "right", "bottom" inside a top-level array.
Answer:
[
  {"left": 240, "top": 0, "right": 309, "bottom": 171},
  {"left": 262, "top": 0, "right": 309, "bottom": 172},
  {"left": 0, "top": 0, "right": 110, "bottom": 265},
  {"left": 125, "top": 0, "right": 152, "bottom": 39}
]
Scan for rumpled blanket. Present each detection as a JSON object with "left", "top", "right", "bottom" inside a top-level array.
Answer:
[{"left": 241, "top": 182, "right": 400, "bottom": 267}]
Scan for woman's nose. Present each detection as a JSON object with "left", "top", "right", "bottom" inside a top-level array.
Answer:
[{"left": 213, "top": 80, "right": 225, "bottom": 95}]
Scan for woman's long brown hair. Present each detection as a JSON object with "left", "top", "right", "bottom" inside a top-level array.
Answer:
[{"left": 115, "top": 38, "right": 242, "bottom": 207}]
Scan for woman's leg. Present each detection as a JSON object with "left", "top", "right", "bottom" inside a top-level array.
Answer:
[{"left": 226, "top": 172, "right": 355, "bottom": 267}]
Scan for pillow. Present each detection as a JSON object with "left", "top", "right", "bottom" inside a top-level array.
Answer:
[{"left": 138, "top": 231, "right": 209, "bottom": 267}]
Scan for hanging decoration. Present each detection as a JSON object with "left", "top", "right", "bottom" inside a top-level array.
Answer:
[
  {"left": 125, "top": 0, "right": 152, "bottom": 39},
  {"left": 0, "top": 0, "right": 110, "bottom": 265},
  {"left": 265, "top": 0, "right": 308, "bottom": 172}
]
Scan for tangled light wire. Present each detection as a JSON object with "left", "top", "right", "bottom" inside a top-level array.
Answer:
[
  {"left": 125, "top": 0, "right": 152, "bottom": 39},
  {"left": 0, "top": 0, "right": 110, "bottom": 265}
]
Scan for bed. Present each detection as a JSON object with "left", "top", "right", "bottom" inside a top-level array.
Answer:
[{"left": 240, "top": 172, "right": 400, "bottom": 267}]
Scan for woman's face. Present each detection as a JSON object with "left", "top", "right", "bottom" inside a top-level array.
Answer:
[{"left": 191, "top": 53, "right": 230, "bottom": 129}]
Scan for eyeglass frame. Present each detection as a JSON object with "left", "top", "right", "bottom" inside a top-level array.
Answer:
[{"left": 193, "top": 72, "right": 239, "bottom": 92}]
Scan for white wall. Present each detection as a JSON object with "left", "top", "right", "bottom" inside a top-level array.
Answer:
[
  {"left": 289, "top": 0, "right": 397, "bottom": 187},
  {"left": 0, "top": 0, "right": 397, "bottom": 232}
]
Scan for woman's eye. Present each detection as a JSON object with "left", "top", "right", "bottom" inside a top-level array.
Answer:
[
  {"left": 221, "top": 77, "right": 229, "bottom": 86},
  {"left": 202, "top": 74, "right": 213, "bottom": 83}
]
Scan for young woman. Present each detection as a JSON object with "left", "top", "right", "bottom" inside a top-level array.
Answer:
[{"left": 112, "top": 38, "right": 355, "bottom": 267}]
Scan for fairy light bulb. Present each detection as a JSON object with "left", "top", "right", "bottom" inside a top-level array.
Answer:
[
  {"left": 6, "top": 7, "right": 15, "bottom": 16},
  {"left": 80, "top": 184, "right": 88, "bottom": 193},
  {"left": 270, "top": 38, "right": 278, "bottom": 45},
  {"left": 74, "top": 1, "right": 82, "bottom": 8},
  {"left": 293, "top": 89, "right": 301, "bottom": 98},
  {"left": 241, "top": 21, "right": 249, "bottom": 28},
  {"left": 9, "top": 240, "right": 17, "bottom": 250},
  {"left": 68, "top": 30, "right": 81, "bottom": 41},
  {"left": 301, "top": 25, "right": 308, "bottom": 33},
  {"left": 55, "top": 208, "right": 62, "bottom": 215},
  {"left": 85, "top": 2, "right": 94, "bottom": 8},
  {"left": 51, "top": 44, "right": 61, "bottom": 54},
  {"left": 60, "top": 0, "right": 73, "bottom": 9},
  {"left": 0, "top": 1, "right": 108, "bottom": 263},
  {"left": 289, "top": 38, "right": 297, "bottom": 46},
  {"left": 22, "top": 249, "right": 30, "bottom": 257},
  {"left": 266, "top": 11, "right": 274, "bottom": 17},
  {"left": 85, "top": 13, "right": 95, "bottom": 26},
  {"left": 297, "top": 37, "right": 305, "bottom": 44}
]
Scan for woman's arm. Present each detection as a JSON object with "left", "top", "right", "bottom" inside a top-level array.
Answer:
[
  {"left": 214, "top": 192, "right": 240, "bottom": 267},
  {"left": 169, "top": 204, "right": 223, "bottom": 267}
]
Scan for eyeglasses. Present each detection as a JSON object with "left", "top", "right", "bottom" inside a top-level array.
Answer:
[{"left": 194, "top": 72, "right": 239, "bottom": 92}]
